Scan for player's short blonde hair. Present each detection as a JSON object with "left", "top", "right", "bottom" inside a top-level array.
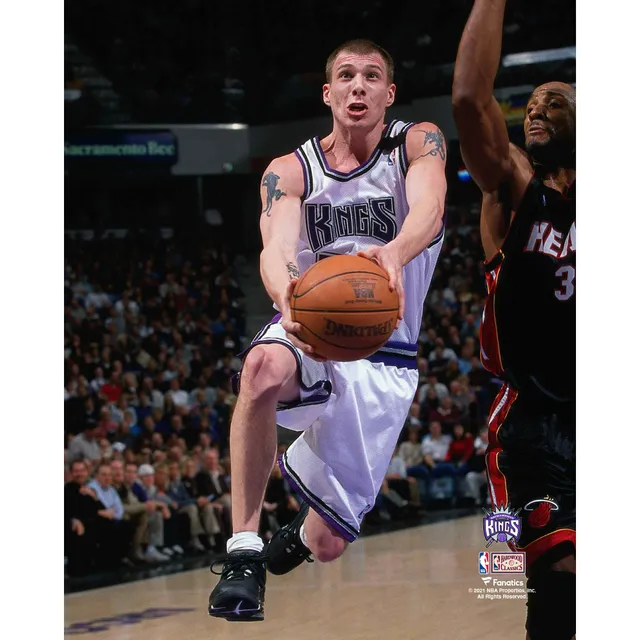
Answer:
[{"left": 325, "top": 39, "right": 394, "bottom": 84}]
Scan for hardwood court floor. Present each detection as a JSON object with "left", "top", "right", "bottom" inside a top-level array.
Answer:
[{"left": 64, "top": 514, "right": 526, "bottom": 639}]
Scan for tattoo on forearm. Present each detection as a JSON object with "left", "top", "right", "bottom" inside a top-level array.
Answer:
[
  {"left": 286, "top": 262, "right": 300, "bottom": 280},
  {"left": 262, "top": 172, "right": 286, "bottom": 216},
  {"left": 415, "top": 129, "right": 446, "bottom": 162}
]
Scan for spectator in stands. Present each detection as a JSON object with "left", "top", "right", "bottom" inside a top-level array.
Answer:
[
  {"left": 195, "top": 448, "right": 231, "bottom": 538},
  {"left": 101, "top": 371, "right": 123, "bottom": 404},
  {"left": 449, "top": 380, "right": 471, "bottom": 421},
  {"left": 152, "top": 465, "right": 189, "bottom": 555},
  {"left": 458, "top": 338, "right": 476, "bottom": 375},
  {"left": 422, "top": 373, "right": 449, "bottom": 403},
  {"left": 260, "top": 461, "right": 301, "bottom": 540},
  {"left": 407, "top": 403, "right": 423, "bottom": 429},
  {"left": 87, "top": 463, "right": 133, "bottom": 569},
  {"left": 131, "top": 464, "right": 171, "bottom": 562},
  {"left": 465, "top": 427, "right": 490, "bottom": 506},
  {"left": 68, "top": 422, "right": 101, "bottom": 463},
  {"left": 65, "top": 460, "right": 100, "bottom": 575},
  {"left": 429, "top": 396, "right": 463, "bottom": 431},
  {"left": 421, "top": 421, "right": 457, "bottom": 500},
  {"left": 386, "top": 445, "right": 420, "bottom": 507},
  {"left": 111, "top": 460, "right": 149, "bottom": 563},
  {"left": 445, "top": 423, "right": 475, "bottom": 500}
]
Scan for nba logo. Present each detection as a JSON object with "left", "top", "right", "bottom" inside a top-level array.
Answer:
[{"left": 478, "top": 552, "right": 490, "bottom": 574}]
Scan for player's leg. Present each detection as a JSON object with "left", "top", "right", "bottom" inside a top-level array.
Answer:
[
  {"left": 266, "top": 357, "right": 419, "bottom": 575},
  {"left": 208, "top": 342, "right": 300, "bottom": 622},
  {"left": 487, "top": 389, "right": 576, "bottom": 640},
  {"left": 525, "top": 549, "right": 576, "bottom": 640}
]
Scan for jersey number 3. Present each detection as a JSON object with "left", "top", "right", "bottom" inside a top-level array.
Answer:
[{"left": 555, "top": 265, "right": 575, "bottom": 301}]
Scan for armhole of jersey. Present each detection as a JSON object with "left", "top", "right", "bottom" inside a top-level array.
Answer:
[
  {"left": 295, "top": 146, "right": 314, "bottom": 200},
  {"left": 483, "top": 173, "right": 538, "bottom": 269},
  {"left": 399, "top": 121, "right": 417, "bottom": 177}
]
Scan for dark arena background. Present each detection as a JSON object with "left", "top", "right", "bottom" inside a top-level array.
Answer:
[{"left": 64, "top": 1, "right": 575, "bottom": 637}]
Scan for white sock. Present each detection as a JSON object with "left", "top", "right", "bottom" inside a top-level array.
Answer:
[
  {"left": 227, "top": 531, "right": 264, "bottom": 554},
  {"left": 299, "top": 522, "right": 308, "bottom": 548}
]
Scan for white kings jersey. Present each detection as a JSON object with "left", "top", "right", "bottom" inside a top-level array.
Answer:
[{"left": 291, "top": 119, "right": 445, "bottom": 346}]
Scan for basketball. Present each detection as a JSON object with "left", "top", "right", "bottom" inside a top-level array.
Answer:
[{"left": 290, "top": 255, "right": 399, "bottom": 361}]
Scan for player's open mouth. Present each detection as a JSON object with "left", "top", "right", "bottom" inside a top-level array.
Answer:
[{"left": 347, "top": 103, "right": 368, "bottom": 115}]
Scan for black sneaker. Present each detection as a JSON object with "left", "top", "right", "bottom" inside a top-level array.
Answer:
[
  {"left": 208, "top": 550, "right": 267, "bottom": 621},
  {"left": 266, "top": 503, "right": 314, "bottom": 575}
]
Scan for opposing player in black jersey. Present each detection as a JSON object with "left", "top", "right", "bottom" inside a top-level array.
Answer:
[{"left": 452, "top": 2, "right": 575, "bottom": 640}]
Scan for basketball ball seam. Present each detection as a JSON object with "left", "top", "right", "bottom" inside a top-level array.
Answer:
[{"left": 293, "top": 269, "right": 390, "bottom": 300}]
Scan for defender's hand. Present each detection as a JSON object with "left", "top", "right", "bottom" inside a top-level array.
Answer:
[
  {"left": 280, "top": 279, "right": 327, "bottom": 362},
  {"left": 357, "top": 246, "right": 405, "bottom": 329}
]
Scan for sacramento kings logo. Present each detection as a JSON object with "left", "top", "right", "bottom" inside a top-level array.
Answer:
[{"left": 482, "top": 504, "right": 522, "bottom": 547}]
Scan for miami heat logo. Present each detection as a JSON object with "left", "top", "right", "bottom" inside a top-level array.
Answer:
[{"left": 524, "top": 497, "right": 559, "bottom": 529}]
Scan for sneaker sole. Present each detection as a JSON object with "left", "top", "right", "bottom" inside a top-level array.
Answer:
[{"left": 208, "top": 606, "right": 264, "bottom": 622}]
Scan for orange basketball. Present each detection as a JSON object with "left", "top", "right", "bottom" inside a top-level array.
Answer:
[{"left": 290, "top": 254, "right": 399, "bottom": 362}]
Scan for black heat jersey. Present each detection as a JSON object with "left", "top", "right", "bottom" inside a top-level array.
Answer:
[{"left": 480, "top": 176, "right": 576, "bottom": 402}]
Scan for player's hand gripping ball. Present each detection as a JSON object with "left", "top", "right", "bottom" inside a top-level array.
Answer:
[{"left": 289, "top": 254, "right": 399, "bottom": 362}]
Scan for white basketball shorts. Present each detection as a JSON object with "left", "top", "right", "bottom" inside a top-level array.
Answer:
[{"left": 232, "top": 314, "right": 419, "bottom": 542}]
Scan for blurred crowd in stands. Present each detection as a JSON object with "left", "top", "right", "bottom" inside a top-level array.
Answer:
[
  {"left": 64, "top": 202, "right": 501, "bottom": 577},
  {"left": 65, "top": 0, "right": 575, "bottom": 126}
]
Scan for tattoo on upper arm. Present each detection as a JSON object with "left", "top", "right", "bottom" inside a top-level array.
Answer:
[
  {"left": 414, "top": 129, "right": 446, "bottom": 162},
  {"left": 262, "top": 172, "right": 287, "bottom": 216},
  {"left": 286, "top": 262, "right": 300, "bottom": 280}
]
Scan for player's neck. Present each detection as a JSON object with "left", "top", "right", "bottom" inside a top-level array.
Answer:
[{"left": 324, "top": 120, "right": 386, "bottom": 167}]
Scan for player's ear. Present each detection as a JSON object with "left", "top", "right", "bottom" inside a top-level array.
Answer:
[
  {"left": 386, "top": 83, "right": 396, "bottom": 108},
  {"left": 322, "top": 83, "right": 332, "bottom": 107}
]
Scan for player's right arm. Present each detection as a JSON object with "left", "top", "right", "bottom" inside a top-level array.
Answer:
[
  {"left": 259, "top": 154, "right": 304, "bottom": 310},
  {"left": 259, "top": 154, "right": 323, "bottom": 359},
  {"left": 452, "top": 0, "right": 530, "bottom": 201}
]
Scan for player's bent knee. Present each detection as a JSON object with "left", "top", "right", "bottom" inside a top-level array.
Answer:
[
  {"left": 312, "top": 534, "right": 348, "bottom": 563},
  {"left": 306, "top": 522, "right": 349, "bottom": 563},
  {"left": 526, "top": 568, "right": 575, "bottom": 640},
  {"left": 241, "top": 345, "right": 297, "bottom": 401}
]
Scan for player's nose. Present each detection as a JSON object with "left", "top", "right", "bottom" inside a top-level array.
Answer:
[
  {"left": 351, "top": 76, "right": 366, "bottom": 95},
  {"left": 529, "top": 104, "right": 547, "bottom": 121}
]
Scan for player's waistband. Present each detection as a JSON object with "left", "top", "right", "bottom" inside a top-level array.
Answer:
[{"left": 262, "top": 313, "right": 418, "bottom": 369}]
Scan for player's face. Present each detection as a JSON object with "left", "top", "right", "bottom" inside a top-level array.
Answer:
[
  {"left": 323, "top": 52, "right": 395, "bottom": 129},
  {"left": 524, "top": 83, "right": 575, "bottom": 162}
]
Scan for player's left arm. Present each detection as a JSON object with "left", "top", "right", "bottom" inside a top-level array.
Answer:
[
  {"left": 391, "top": 122, "right": 448, "bottom": 265},
  {"left": 358, "top": 123, "right": 446, "bottom": 326}
]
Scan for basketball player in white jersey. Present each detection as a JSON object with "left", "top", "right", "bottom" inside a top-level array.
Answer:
[{"left": 209, "top": 39, "right": 447, "bottom": 621}]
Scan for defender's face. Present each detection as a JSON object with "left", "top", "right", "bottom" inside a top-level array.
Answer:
[{"left": 323, "top": 52, "right": 395, "bottom": 129}]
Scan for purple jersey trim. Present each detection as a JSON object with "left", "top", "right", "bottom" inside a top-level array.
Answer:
[{"left": 279, "top": 452, "right": 358, "bottom": 542}]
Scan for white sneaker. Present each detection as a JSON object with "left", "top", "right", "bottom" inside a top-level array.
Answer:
[
  {"left": 160, "top": 546, "right": 174, "bottom": 557},
  {"left": 145, "top": 546, "right": 170, "bottom": 563},
  {"left": 172, "top": 544, "right": 185, "bottom": 555}
]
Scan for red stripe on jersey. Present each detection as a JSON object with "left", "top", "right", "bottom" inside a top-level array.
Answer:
[
  {"left": 479, "top": 257, "right": 504, "bottom": 377},
  {"left": 486, "top": 383, "right": 518, "bottom": 512},
  {"left": 517, "top": 529, "right": 576, "bottom": 567}
]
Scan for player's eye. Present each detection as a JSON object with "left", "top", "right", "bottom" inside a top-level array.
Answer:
[
  {"left": 340, "top": 72, "right": 352, "bottom": 79},
  {"left": 367, "top": 73, "right": 379, "bottom": 79},
  {"left": 549, "top": 101, "right": 561, "bottom": 109}
]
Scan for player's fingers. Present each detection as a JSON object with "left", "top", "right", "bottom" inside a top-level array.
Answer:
[
  {"left": 285, "top": 278, "right": 298, "bottom": 299},
  {"left": 357, "top": 249, "right": 380, "bottom": 266},
  {"left": 282, "top": 320, "right": 301, "bottom": 334},
  {"left": 288, "top": 333, "right": 327, "bottom": 361}
]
